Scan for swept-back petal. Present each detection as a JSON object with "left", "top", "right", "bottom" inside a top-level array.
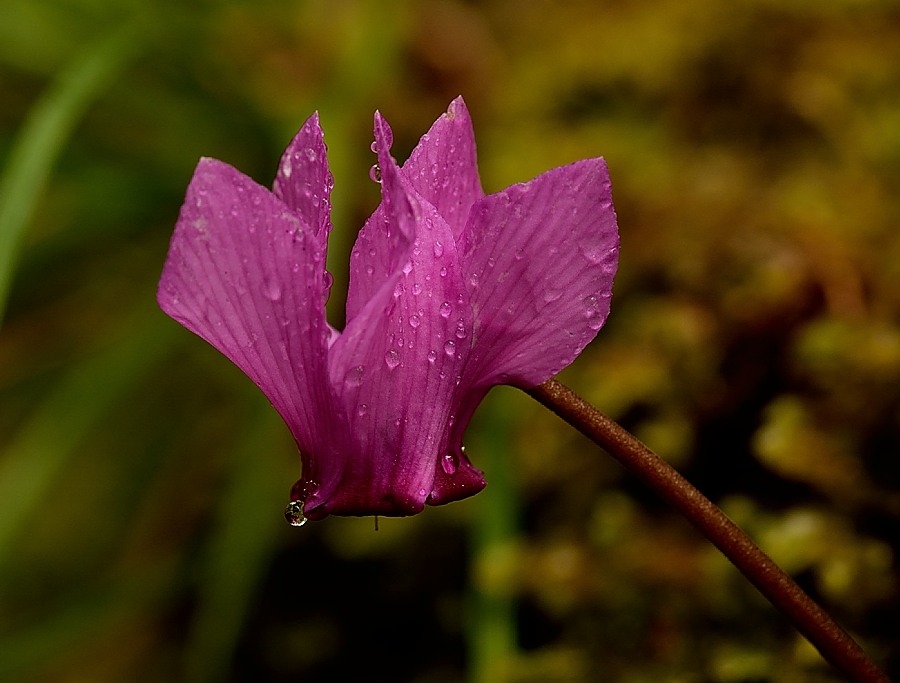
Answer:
[
  {"left": 460, "top": 158, "right": 618, "bottom": 388},
  {"left": 273, "top": 112, "right": 333, "bottom": 243},
  {"left": 401, "top": 96, "right": 484, "bottom": 239},
  {"left": 325, "top": 124, "right": 483, "bottom": 516},
  {"left": 157, "top": 159, "right": 341, "bottom": 477}
]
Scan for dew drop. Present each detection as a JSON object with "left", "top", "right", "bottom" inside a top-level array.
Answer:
[
  {"left": 412, "top": 283, "right": 422, "bottom": 295},
  {"left": 433, "top": 240, "right": 444, "bottom": 258},
  {"left": 427, "top": 349, "right": 438, "bottom": 363},
  {"left": 581, "top": 242, "right": 608, "bottom": 264},
  {"left": 345, "top": 364, "right": 365, "bottom": 386},
  {"left": 454, "top": 321, "right": 467, "bottom": 339},
  {"left": 385, "top": 348, "right": 401, "bottom": 369},
  {"left": 439, "top": 301, "right": 452, "bottom": 318},
  {"left": 441, "top": 452, "right": 458, "bottom": 475},
  {"left": 358, "top": 403, "right": 369, "bottom": 417},
  {"left": 370, "top": 140, "right": 379, "bottom": 154},
  {"left": 369, "top": 164, "right": 382, "bottom": 183},
  {"left": 304, "top": 148, "right": 317, "bottom": 162},
  {"left": 543, "top": 289, "right": 562, "bottom": 303},
  {"left": 263, "top": 279, "right": 282, "bottom": 301},
  {"left": 409, "top": 314, "right": 421, "bottom": 328},
  {"left": 439, "top": 266, "right": 448, "bottom": 278},
  {"left": 284, "top": 500, "right": 307, "bottom": 527},
  {"left": 444, "top": 340, "right": 456, "bottom": 356}
]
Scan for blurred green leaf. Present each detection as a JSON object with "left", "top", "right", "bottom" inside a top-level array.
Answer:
[{"left": 0, "top": 21, "right": 141, "bottom": 325}]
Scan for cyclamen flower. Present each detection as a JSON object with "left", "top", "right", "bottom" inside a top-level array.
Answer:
[{"left": 158, "top": 97, "right": 618, "bottom": 521}]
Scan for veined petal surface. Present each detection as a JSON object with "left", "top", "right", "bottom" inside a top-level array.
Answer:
[
  {"left": 401, "top": 96, "right": 484, "bottom": 240},
  {"left": 157, "top": 158, "right": 342, "bottom": 491},
  {"left": 460, "top": 158, "right": 618, "bottom": 388},
  {"left": 327, "top": 116, "right": 483, "bottom": 515}
]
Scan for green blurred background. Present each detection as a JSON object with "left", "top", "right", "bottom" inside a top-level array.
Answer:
[{"left": 1, "top": 0, "right": 898, "bottom": 681}]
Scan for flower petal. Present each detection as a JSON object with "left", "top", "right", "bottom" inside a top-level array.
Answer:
[
  {"left": 157, "top": 158, "right": 341, "bottom": 473},
  {"left": 325, "top": 125, "right": 483, "bottom": 516},
  {"left": 344, "top": 114, "right": 416, "bottom": 323},
  {"left": 460, "top": 158, "right": 619, "bottom": 388},
  {"left": 401, "top": 96, "right": 484, "bottom": 239},
  {"left": 273, "top": 112, "right": 333, "bottom": 243}
]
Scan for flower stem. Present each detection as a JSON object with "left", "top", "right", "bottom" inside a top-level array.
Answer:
[{"left": 525, "top": 378, "right": 891, "bottom": 683}]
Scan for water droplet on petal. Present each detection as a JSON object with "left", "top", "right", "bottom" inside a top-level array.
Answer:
[
  {"left": 439, "top": 302, "right": 452, "bottom": 318},
  {"left": 369, "top": 164, "right": 382, "bottom": 183},
  {"left": 543, "top": 289, "right": 562, "bottom": 303},
  {"left": 441, "top": 452, "right": 458, "bottom": 475},
  {"left": 263, "top": 279, "right": 282, "bottom": 301},
  {"left": 358, "top": 403, "right": 369, "bottom": 417},
  {"left": 284, "top": 500, "right": 307, "bottom": 527},
  {"left": 444, "top": 340, "right": 456, "bottom": 357},
  {"left": 439, "top": 266, "right": 448, "bottom": 278},
  {"left": 433, "top": 240, "right": 444, "bottom": 257},
  {"left": 427, "top": 350, "right": 438, "bottom": 363},
  {"left": 454, "top": 320, "right": 467, "bottom": 339},
  {"left": 385, "top": 348, "right": 401, "bottom": 369},
  {"left": 345, "top": 364, "right": 365, "bottom": 386},
  {"left": 409, "top": 314, "right": 420, "bottom": 328},
  {"left": 370, "top": 140, "right": 379, "bottom": 154},
  {"left": 412, "top": 283, "right": 422, "bottom": 295}
]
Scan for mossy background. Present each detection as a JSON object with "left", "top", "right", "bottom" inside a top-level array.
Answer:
[{"left": 1, "top": 1, "right": 898, "bottom": 681}]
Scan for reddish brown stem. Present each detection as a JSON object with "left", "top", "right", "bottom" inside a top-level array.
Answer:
[{"left": 525, "top": 379, "right": 891, "bottom": 683}]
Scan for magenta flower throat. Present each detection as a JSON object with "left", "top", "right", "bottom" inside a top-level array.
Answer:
[{"left": 157, "top": 97, "right": 619, "bottom": 521}]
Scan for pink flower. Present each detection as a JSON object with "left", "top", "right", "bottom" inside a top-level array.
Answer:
[{"left": 158, "top": 97, "right": 618, "bottom": 521}]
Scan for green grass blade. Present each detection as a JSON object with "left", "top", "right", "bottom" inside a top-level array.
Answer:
[{"left": 0, "top": 22, "right": 141, "bottom": 325}]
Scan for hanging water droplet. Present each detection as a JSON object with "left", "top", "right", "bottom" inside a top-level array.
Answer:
[
  {"left": 284, "top": 500, "right": 307, "bottom": 527},
  {"left": 369, "top": 164, "right": 382, "bottom": 183},
  {"left": 370, "top": 140, "right": 379, "bottom": 154},
  {"left": 444, "top": 340, "right": 456, "bottom": 356},
  {"left": 439, "top": 302, "right": 452, "bottom": 318},
  {"left": 385, "top": 348, "right": 401, "bottom": 369}
]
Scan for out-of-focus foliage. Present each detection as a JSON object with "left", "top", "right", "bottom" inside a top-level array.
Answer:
[{"left": 1, "top": 0, "right": 898, "bottom": 681}]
